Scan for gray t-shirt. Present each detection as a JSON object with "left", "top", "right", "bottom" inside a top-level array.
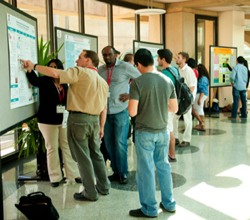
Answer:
[
  {"left": 98, "top": 59, "right": 141, "bottom": 114},
  {"left": 130, "top": 71, "right": 176, "bottom": 133}
]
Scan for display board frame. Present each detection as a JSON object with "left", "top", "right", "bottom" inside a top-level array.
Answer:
[
  {"left": 55, "top": 27, "right": 98, "bottom": 69},
  {"left": 209, "top": 45, "right": 237, "bottom": 88},
  {"left": 0, "top": 1, "right": 38, "bottom": 135},
  {"left": 133, "top": 40, "right": 164, "bottom": 68}
]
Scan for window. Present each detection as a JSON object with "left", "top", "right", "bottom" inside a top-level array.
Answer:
[
  {"left": 140, "top": 14, "right": 161, "bottom": 43},
  {"left": 113, "top": 6, "right": 135, "bottom": 57},
  {"left": 17, "top": 0, "right": 47, "bottom": 40},
  {"left": 84, "top": 0, "right": 108, "bottom": 59},
  {"left": 195, "top": 15, "right": 217, "bottom": 68},
  {"left": 0, "top": 130, "right": 16, "bottom": 157},
  {"left": 53, "top": 0, "right": 79, "bottom": 32}
]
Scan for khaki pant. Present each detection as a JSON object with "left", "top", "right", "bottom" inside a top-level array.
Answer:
[{"left": 38, "top": 123, "right": 79, "bottom": 183}]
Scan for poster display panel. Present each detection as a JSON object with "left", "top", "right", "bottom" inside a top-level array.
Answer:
[
  {"left": 55, "top": 27, "right": 98, "bottom": 69},
  {"left": 210, "top": 46, "right": 237, "bottom": 87},
  {"left": 0, "top": 1, "right": 38, "bottom": 134},
  {"left": 133, "top": 40, "right": 164, "bottom": 69}
]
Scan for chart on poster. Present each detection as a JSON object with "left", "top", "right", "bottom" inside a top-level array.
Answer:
[
  {"left": 210, "top": 46, "right": 237, "bottom": 87},
  {"left": 7, "top": 13, "right": 38, "bottom": 109}
]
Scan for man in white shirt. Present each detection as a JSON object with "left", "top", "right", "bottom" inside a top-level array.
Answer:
[{"left": 173, "top": 52, "right": 197, "bottom": 147}]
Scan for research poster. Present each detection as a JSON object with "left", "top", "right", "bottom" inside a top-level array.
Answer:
[
  {"left": 133, "top": 41, "right": 164, "bottom": 69},
  {"left": 210, "top": 46, "right": 237, "bottom": 87},
  {"left": 7, "top": 13, "right": 38, "bottom": 109},
  {"left": 55, "top": 27, "right": 98, "bottom": 70},
  {"left": 62, "top": 32, "right": 91, "bottom": 69}
]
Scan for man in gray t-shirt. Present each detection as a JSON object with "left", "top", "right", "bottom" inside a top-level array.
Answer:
[
  {"left": 128, "top": 48, "right": 178, "bottom": 218},
  {"left": 130, "top": 69, "right": 176, "bottom": 132}
]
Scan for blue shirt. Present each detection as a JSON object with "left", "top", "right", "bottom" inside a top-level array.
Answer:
[
  {"left": 197, "top": 76, "right": 209, "bottom": 96},
  {"left": 231, "top": 63, "right": 248, "bottom": 90},
  {"left": 161, "top": 66, "right": 179, "bottom": 85},
  {"left": 98, "top": 59, "right": 141, "bottom": 114}
]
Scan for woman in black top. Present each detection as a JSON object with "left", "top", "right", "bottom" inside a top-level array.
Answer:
[{"left": 26, "top": 59, "right": 80, "bottom": 187}]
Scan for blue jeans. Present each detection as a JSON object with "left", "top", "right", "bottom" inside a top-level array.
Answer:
[
  {"left": 232, "top": 87, "right": 247, "bottom": 118},
  {"left": 135, "top": 130, "right": 176, "bottom": 216},
  {"left": 104, "top": 109, "right": 129, "bottom": 175}
]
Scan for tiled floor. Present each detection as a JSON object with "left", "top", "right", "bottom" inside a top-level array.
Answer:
[{"left": 2, "top": 112, "right": 250, "bottom": 220}]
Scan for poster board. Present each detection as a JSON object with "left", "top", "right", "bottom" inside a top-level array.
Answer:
[
  {"left": 55, "top": 27, "right": 98, "bottom": 69},
  {"left": 133, "top": 40, "right": 164, "bottom": 68},
  {"left": 210, "top": 45, "right": 237, "bottom": 87},
  {"left": 0, "top": 1, "right": 38, "bottom": 134}
]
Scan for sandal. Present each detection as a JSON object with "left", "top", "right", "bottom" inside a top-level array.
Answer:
[
  {"left": 168, "top": 155, "right": 177, "bottom": 162},
  {"left": 194, "top": 124, "right": 205, "bottom": 131}
]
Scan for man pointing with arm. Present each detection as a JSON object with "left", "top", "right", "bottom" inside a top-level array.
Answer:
[{"left": 22, "top": 50, "right": 110, "bottom": 201}]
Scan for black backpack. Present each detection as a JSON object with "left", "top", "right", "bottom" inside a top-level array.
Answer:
[{"left": 167, "top": 67, "right": 194, "bottom": 115}]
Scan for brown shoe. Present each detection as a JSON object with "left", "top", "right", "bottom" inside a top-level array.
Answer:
[{"left": 179, "top": 141, "right": 190, "bottom": 147}]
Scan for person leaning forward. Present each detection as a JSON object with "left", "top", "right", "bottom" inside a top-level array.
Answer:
[{"left": 21, "top": 50, "right": 111, "bottom": 201}]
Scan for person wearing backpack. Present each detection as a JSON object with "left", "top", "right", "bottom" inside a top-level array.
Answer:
[
  {"left": 173, "top": 52, "right": 197, "bottom": 147},
  {"left": 157, "top": 49, "right": 179, "bottom": 162}
]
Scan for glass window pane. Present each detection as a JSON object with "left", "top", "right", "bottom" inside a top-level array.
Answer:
[
  {"left": 197, "top": 18, "right": 215, "bottom": 68},
  {"left": 0, "top": 130, "right": 15, "bottom": 157},
  {"left": 113, "top": 6, "right": 135, "bottom": 57},
  {"left": 140, "top": 14, "right": 161, "bottom": 43},
  {"left": 53, "top": 0, "right": 79, "bottom": 32},
  {"left": 17, "top": 0, "right": 47, "bottom": 40},
  {"left": 84, "top": 0, "right": 108, "bottom": 59}
]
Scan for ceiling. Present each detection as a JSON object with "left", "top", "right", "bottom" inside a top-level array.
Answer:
[{"left": 154, "top": 0, "right": 250, "bottom": 14}]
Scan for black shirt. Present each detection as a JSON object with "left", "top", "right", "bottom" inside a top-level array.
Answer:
[{"left": 26, "top": 71, "right": 68, "bottom": 125}]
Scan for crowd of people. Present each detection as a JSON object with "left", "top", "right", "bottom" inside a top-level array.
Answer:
[{"left": 21, "top": 45, "right": 249, "bottom": 218}]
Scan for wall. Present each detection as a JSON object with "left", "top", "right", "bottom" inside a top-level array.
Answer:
[
  {"left": 148, "top": 15, "right": 161, "bottom": 43},
  {"left": 165, "top": 11, "right": 195, "bottom": 58},
  {"left": 218, "top": 10, "right": 245, "bottom": 107}
]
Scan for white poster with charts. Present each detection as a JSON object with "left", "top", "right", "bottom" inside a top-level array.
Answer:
[
  {"left": 7, "top": 13, "right": 38, "bottom": 109},
  {"left": 64, "top": 34, "right": 90, "bottom": 69}
]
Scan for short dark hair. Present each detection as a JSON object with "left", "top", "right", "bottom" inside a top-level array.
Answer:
[
  {"left": 102, "top": 45, "right": 120, "bottom": 55},
  {"left": 157, "top": 49, "right": 173, "bottom": 64},
  {"left": 237, "top": 56, "right": 245, "bottom": 64},
  {"left": 134, "top": 48, "right": 154, "bottom": 67},
  {"left": 123, "top": 53, "right": 134, "bottom": 63},
  {"left": 187, "top": 58, "right": 197, "bottom": 69},
  {"left": 47, "top": 58, "right": 64, "bottom": 70},
  {"left": 178, "top": 52, "right": 189, "bottom": 62},
  {"left": 83, "top": 50, "right": 99, "bottom": 67}
]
